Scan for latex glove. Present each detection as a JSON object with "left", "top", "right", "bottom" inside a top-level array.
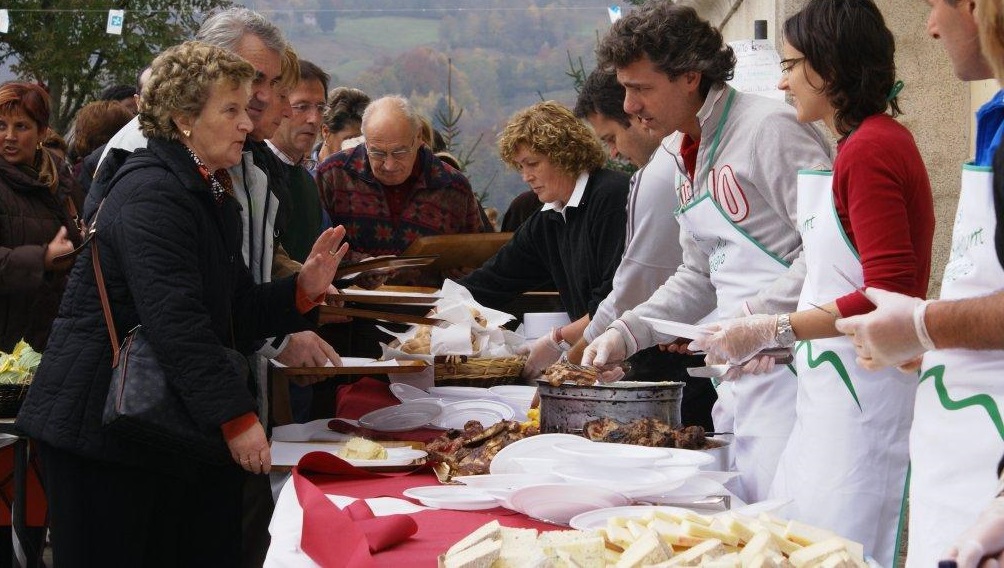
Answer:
[
  {"left": 275, "top": 331, "right": 342, "bottom": 386},
  {"left": 299, "top": 226, "right": 349, "bottom": 299},
  {"left": 519, "top": 332, "right": 564, "bottom": 381},
  {"left": 835, "top": 288, "right": 928, "bottom": 370},
  {"left": 227, "top": 422, "right": 271, "bottom": 474},
  {"left": 944, "top": 497, "right": 1004, "bottom": 568},
  {"left": 581, "top": 328, "right": 627, "bottom": 367},
  {"left": 689, "top": 314, "right": 780, "bottom": 365}
]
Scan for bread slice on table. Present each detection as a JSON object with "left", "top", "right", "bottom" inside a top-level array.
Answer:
[{"left": 442, "top": 538, "right": 502, "bottom": 568}]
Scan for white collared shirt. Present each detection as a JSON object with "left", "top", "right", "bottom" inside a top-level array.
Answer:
[
  {"left": 265, "top": 139, "right": 298, "bottom": 166},
  {"left": 540, "top": 171, "right": 589, "bottom": 220}
]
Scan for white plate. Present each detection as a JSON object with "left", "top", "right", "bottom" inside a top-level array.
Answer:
[
  {"left": 640, "top": 316, "right": 712, "bottom": 340},
  {"left": 553, "top": 463, "right": 697, "bottom": 498},
  {"left": 489, "top": 433, "right": 586, "bottom": 474},
  {"left": 357, "top": 400, "right": 442, "bottom": 432},
  {"left": 568, "top": 505, "right": 693, "bottom": 531},
  {"left": 345, "top": 447, "right": 428, "bottom": 467},
  {"left": 553, "top": 440, "right": 673, "bottom": 468},
  {"left": 389, "top": 382, "right": 429, "bottom": 403},
  {"left": 426, "top": 386, "right": 492, "bottom": 400},
  {"left": 487, "top": 385, "right": 537, "bottom": 400},
  {"left": 402, "top": 485, "right": 499, "bottom": 511},
  {"left": 642, "top": 475, "right": 728, "bottom": 504},
  {"left": 506, "top": 484, "right": 630, "bottom": 525},
  {"left": 653, "top": 448, "right": 717, "bottom": 469},
  {"left": 434, "top": 399, "right": 515, "bottom": 429},
  {"left": 453, "top": 472, "right": 562, "bottom": 491}
]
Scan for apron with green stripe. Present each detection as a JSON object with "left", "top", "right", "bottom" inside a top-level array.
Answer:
[
  {"left": 908, "top": 164, "right": 1004, "bottom": 567},
  {"left": 770, "top": 170, "right": 913, "bottom": 568}
]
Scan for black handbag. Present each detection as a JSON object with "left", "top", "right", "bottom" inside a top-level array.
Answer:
[{"left": 90, "top": 206, "right": 242, "bottom": 465}]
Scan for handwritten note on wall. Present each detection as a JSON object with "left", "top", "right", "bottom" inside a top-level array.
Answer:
[{"left": 728, "top": 39, "right": 785, "bottom": 101}]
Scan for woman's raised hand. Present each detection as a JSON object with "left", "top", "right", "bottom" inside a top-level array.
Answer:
[{"left": 299, "top": 226, "right": 349, "bottom": 299}]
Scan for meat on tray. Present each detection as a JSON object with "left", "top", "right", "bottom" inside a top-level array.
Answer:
[
  {"left": 426, "top": 419, "right": 537, "bottom": 477},
  {"left": 582, "top": 417, "right": 713, "bottom": 450}
]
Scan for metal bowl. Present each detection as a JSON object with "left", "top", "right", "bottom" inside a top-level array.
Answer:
[{"left": 536, "top": 379, "right": 685, "bottom": 434}]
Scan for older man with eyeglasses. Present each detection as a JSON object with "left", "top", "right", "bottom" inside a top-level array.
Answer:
[{"left": 315, "top": 95, "right": 487, "bottom": 288}]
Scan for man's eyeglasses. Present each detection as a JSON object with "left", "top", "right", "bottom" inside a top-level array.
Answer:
[
  {"left": 780, "top": 57, "right": 805, "bottom": 76},
  {"left": 366, "top": 145, "right": 415, "bottom": 163},
  {"left": 291, "top": 103, "right": 326, "bottom": 115}
]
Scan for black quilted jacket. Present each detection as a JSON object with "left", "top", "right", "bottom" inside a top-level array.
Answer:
[{"left": 16, "top": 138, "right": 313, "bottom": 474}]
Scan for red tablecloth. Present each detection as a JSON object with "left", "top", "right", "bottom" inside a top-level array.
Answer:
[{"left": 306, "top": 469, "right": 560, "bottom": 566}]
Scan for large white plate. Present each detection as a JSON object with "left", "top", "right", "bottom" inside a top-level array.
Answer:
[
  {"left": 487, "top": 385, "right": 537, "bottom": 400},
  {"left": 654, "top": 448, "right": 717, "bottom": 469},
  {"left": 506, "top": 484, "right": 630, "bottom": 525},
  {"left": 389, "top": 382, "right": 428, "bottom": 403},
  {"left": 434, "top": 399, "right": 514, "bottom": 429},
  {"left": 553, "top": 463, "right": 697, "bottom": 498},
  {"left": 553, "top": 440, "right": 673, "bottom": 468},
  {"left": 641, "top": 475, "right": 728, "bottom": 504},
  {"left": 402, "top": 485, "right": 499, "bottom": 511},
  {"left": 568, "top": 505, "right": 693, "bottom": 531},
  {"left": 357, "top": 400, "right": 442, "bottom": 432},
  {"left": 489, "top": 433, "right": 586, "bottom": 474},
  {"left": 270, "top": 442, "right": 426, "bottom": 467},
  {"left": 640, "top": 316, "right": 712, "bottom": 340},
  {"left": 426, "top": 386, "right": 492, "bottom": 400},
  {"left": 453, "top": 472, "right": 563, "bottom": 491}
]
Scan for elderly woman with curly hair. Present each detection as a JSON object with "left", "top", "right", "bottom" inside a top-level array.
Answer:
[
  {"left": 459, "top": 100, "right": 630, "bottom": 379},
  {"left": 16, "top": 41, "right": 348, "bottom": 567}
]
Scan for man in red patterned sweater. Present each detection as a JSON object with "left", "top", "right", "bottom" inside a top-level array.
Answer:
[{"left": 315, "top": 95, "right": 487, "bottom": 287}]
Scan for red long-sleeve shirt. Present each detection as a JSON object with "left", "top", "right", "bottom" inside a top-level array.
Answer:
[{"left": 832, "top": 114, "right": 935, "bottom": 316}]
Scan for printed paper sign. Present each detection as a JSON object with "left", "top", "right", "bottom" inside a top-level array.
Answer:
[{"left": 107, "top": 10, "right": 125, "bottom": 35}]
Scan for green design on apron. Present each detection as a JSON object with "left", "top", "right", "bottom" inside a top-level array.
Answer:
[
  {"left": 794, "top": 340, "right": 861, "bottom": 411},
  {"left": 920, "top": 364, "right": 1004, "bottom": 441}
]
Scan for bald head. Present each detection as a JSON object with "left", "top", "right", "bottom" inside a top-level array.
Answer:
[{"left": 361, "top": 96, "right": 423, "bottom": 186}]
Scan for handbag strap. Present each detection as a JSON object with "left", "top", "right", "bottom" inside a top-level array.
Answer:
[{"left": 88, "top": 200, "right": 121, "bottom": 368}]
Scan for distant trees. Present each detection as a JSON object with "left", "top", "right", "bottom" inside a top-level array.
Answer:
[{"left": 0, "top": 0, "right": 227, "bottom": 132}]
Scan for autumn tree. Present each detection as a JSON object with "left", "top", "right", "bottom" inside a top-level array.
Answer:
[{"left": 0, "top": 0, "right": 229, "bottom": 132}]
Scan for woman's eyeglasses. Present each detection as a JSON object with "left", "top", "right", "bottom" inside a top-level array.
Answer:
[{"left": 780, "top": 57, "right": 805, "bottom": 76}]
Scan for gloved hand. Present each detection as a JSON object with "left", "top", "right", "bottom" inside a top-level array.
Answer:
[
  {"left": 703, "top": 352, "right": 777, "bottom": 381},
  {"left": 581, "top": 328, "right": 627, "bottom": 367},
  {"left": 519, "top": 331, "right": 565, "bottom": 381},
  {"left": 834, "top": 288, "right": 929, "bottom": 370},
  {"left": 689, "top": 314, "right": 780, "bottom": 365},
  {"left": 944, "top": 496, "right": 1004, "bottom": 568}
]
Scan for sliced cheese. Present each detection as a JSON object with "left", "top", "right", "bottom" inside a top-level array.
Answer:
[
  {"left": 783, "top": 520, "right": 837, "bottom": 547},
  {"left": 702, "top": 552, "right": 741, "bottom": 568},
  {"left": 663, "top": 537, "right": 726, "bottom": 567},
  {"left": 738, "top": 531, "right": 780, "bottom": 566},
  {"left": 788, "top": 538, "right": 850, "bottom": 568},
  {"left": 443, "top": 538, "right": 501, "bottom": 568},
  {"left": 445, "top": 520, "right": 501, "bottom": 557},
  {"left": 615, "top": 530, "right": 673, "bottom": 568},
  {"left": 649, "top": 518, "right": 706, "bottom": 548},
  {"left": 681, "top": 519, "right": 741, "bottom": 547},
  {"left": 552, "top": 537, "right": 605, "bottom": 568},
  {"left": 722, "top": 513, "right": 758, "bottom": 543}
]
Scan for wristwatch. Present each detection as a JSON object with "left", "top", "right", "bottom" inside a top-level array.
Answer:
[
  {"left": 775, "top": 314, "right": 796, "bottom": 348},
  {"left": 551, "top": 326, "right": 572, "bottom": 351}
]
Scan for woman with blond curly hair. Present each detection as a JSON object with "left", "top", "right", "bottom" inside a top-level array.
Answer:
[
  {"left": 16, "top": 41, "right": 349, "bottom": 567},
  {"left": 459, "top": 100, "right": 630, "bottom": 380}
]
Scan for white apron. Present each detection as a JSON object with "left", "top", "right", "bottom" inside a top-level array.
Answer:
[
  {"left": 908, "top": 165, "right": 1004, "bottom": 567},
  {"left": 676, "top": 194, "right": 797, "bottom": 503},
  {"left": 769, "top": 171, "right": 913, "bottom": 567}
]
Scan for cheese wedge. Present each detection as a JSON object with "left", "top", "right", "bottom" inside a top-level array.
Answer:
[
  {"left": 662, "top": 537, "right": 726, "bottom": 566},
  {"left": 784, "top": 521, "right": 837, "bottom": 547},
  {"left": 681, "top": 519, "right": 741, "bottom": 547},
  {"left": 445, "top": 520, "right": 501, "bottom": 557},
  {"left": 551, "top": 537, "right": 605, "bottom": 568},
  {"left": 788, "top": 538, "right": 851, "bottom": 568},
  {"left": 722, "top": 513, "right": 758, "bottom": 543},
  {"left": 701, "top": 552, "right": 741, "bottom": 568},
  {"left": 739, "top": 531, "right": 780, "bottom": 566},
  {"left": 615, "top": 530, "right": 673, "bottom": 568},
  {"left": 443, "top": 538, "right": 501, "bottom": 568}
]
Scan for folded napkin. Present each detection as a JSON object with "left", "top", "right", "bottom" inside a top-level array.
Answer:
[{"left": 293, "top": 452, "right": 420, "bottom": 566}]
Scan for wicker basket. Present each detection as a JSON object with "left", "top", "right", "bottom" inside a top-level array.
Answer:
[
  {"left": 0, "top": 383, "right": 30, "bottom": 418},
  {"left": 434, "top": 355, "right": 527, "bottom": 387}
]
